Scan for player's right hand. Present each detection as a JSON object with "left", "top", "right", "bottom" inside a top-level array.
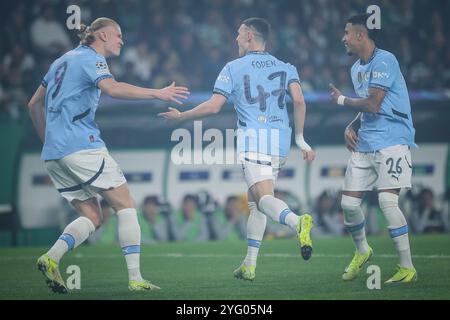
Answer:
[
  {"left": 158, "top": 107, "right": 182, "bottom": 121},
  {"left": 157, "top": 82, "right": 190, "bottom": 105},
  {"left": 329, "top": 83, "right": 342, "bottom": 104},
  {"left": 302, "top": 149, "right": 315, "bottom": 162},
  {"left": 344, "top": 126, "right": 358, "bottom": 152}
]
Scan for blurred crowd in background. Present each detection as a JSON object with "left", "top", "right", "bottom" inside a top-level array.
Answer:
[
  {"left": 60, "top": 186, "right": 450, "bottom": 245},
  {"left": 1, "top": 0, "right": 449, "bottom": 244},
  {"left": 1, "top": 0, "right": 450, "bottom": 120}
]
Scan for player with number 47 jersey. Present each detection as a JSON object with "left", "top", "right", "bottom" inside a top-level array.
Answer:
[
  {"left": 213, "top": 48, "right": 299, "bottom": 158},
  {"left": 159, "top": 17, "right": 315, "bottom": 281}
]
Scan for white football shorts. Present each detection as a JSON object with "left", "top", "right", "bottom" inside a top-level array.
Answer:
[
  {"left": 239, "top": 152, "right": 287, "bottom": 188},
  {"left": 343, "top": 144, "right": 413, "bottom": 191},
  {"left": 45, "top": 148, "right": 127, "bottom": 202}
]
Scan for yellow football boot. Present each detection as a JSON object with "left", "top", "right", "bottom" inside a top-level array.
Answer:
[
  {"left": 342, "top": 247, "right": 373, "bottom": 281},
  {"left": 129, "top": 279, "right": 161, "bottom": 291},
  {"left": 385, "top": 265, "right": 417, "bottom": 283},
  {"left": 233, "top": 264, "right": 256, "bottom": 281},
  {"left": 297, "top": 214, "right": 313, "bottom": 260},
  {"left": 36, "top": 254, "right": 68, "bottom": 294}
]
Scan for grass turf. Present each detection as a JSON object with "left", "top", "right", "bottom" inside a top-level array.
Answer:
[{"left": 0, "top": 234, "right": 449, "bottom": 300}]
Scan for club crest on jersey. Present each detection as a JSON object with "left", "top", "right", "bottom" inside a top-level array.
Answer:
[
  {"left": 95, "top": 61, "right": 109, "bottom": 75},
  {"left": 358, "top": 72, "right": 371, "bottom": 82}
]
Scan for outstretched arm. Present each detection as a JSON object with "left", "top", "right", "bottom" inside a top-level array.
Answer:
[
  {"left": 27, "top": 85, "right": 47, "bottom": 142},
  {"left": 158, "top": 94, "right": 227, "bottom": 121},
  {"left": 98, "top": 79, "right": 190, "bottom": 105},
  {"left": 289, "top": 82, "right": 315, "bottom": 161},
  {"left": 329, "top": 83, "right": 386, "bottom": 113}
]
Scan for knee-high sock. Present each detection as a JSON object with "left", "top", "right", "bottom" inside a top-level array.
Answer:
[
  {"left": 118, "top": 208, "right": 143, "bottom": 281},
  {"left": 379, "top": 192, "right": 414, "bottom": 269},
  {"left": 341, "top": 195, "right": 369, "bottom": 254},
  {"left": 258, "top": 195, "right": 299, "bottom": 230},
  {"left": 245, "top": 202, "right": 266, "bottom": 266},
  {"left": 47, "top": 216, "right": 95, "bottom": 263}
]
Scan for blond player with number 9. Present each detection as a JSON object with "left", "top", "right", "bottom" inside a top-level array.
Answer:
[{"left": 28, "top": 17, "right": 189, "bottom": 293}]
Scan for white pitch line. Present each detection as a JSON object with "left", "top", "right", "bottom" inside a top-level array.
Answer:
[{"left": 1, "top": 252, "right": 450, "bottom": 261}]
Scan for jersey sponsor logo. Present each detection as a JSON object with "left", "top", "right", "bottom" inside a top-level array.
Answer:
[
  {"left": 95, "top": 61, "right": 110, "bottom": 75},
  {"left": 372, "top": 71, "right": 389, "bottom": 79},
  {"left": 268, "top": 116, "right": 283, "bottom": 124},
  {"left": 358, "top": 71, "right": 389, "bottom": 83}
]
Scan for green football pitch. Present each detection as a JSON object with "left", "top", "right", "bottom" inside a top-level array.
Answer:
[{"left": 0, "top": 234, "right": 449, "bottom": 300}]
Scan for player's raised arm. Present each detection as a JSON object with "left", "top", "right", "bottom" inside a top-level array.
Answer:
[
  {"left": 74, "top": 19, "right": 189, "bottom": 105},
  {"left": 27, "top": 85, "right": 47, "bottom": 142},
  {"left": 157, "top": 93, "right": 227, "bottom": 121},
  {"left": 288, "top": 81, "right": 315, "bottom": 161},
  {"left": 98, "top": 79, "right": 190, "bottom": 105}
]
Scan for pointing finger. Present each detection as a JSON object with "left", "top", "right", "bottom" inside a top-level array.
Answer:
[{"left": 329, "top": 83, "right": 337, "bottom": 91}]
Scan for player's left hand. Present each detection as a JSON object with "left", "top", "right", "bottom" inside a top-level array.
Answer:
[
  {"left": 157, "top": 82, "right": 190, "bottom": 105},
  {"left": 344, "top": 125, "right": 358, "bottom": 152},
  {"left": 158, "top": 107, "right": 182, "bottom": 121},
  {"left": 302, "top": 149, "right": 315, "bottom": 162},
  {"left": 329, "top": 83, "right": 342, "bottom": 104}
]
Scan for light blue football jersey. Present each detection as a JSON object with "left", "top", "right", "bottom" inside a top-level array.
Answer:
[
  {"left": 213, "top": 51, "right": 300, "bottom": 157},
  {"left": 350, "top": 48, "right": 417, "bottom": 152},
  {"left": 40, "top": 45, "right": 113, "bottom": 160}
]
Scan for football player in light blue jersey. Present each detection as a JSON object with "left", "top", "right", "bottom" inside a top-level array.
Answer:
[
  {"left": 159, "top": 18, "right": 315, "bottom": 281},
  {"left": 330, "top": 14, "right": 417, "bottom": 283},
  {"left": 28, "top": 17, "right": 189, "bottom": 293}
]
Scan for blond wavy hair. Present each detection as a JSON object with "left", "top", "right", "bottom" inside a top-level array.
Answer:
[{"left": 77, "top": 17, "right": 119, "bottom": 45}]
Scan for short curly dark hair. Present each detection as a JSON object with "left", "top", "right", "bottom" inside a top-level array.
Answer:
[{"left": 348, "top": 13, "right": 380, "bottom": 42}]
